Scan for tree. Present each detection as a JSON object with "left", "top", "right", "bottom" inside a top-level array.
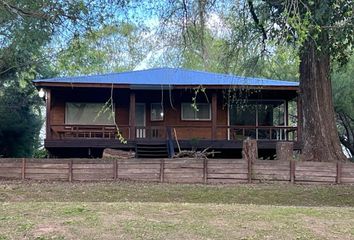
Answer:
[
  {"left": 157, "top": 0, "right": 352, "bottom": 161},
  {"left": 0, "top": 81, "right": 42, "bottom": 157},
  {"left": 244, "top": 0, "right": 353, "bottom": 162},
  {"left": 156, "top": 1, "right": 262, "bottom": 74},
  {"left": 54, "top": 23, "right": 151, "bottom": 76},
  {"left": 0, "top": 0, "right": 126, "bottom": 157},
  {"left": 0, "top": 0, "right": 79, "bottom": 157}
]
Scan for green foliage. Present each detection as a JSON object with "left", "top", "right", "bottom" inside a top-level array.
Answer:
[
  {"left": 332, "top": 56, "right": 354, "bottom": 118},
  {"left": 54, "top": 23, "right": 151, "bottom": 76},
  {"left": 0, "top": 1, "right": 125, "bottom": 156},
  {"left": 332, "top": 55, "right": 354, "bottom": 156},
  {"left": 250, "top": 45, "right": 299, "bottom": 81},
  {"left": 33, "top": 148, "right": 48, "bottom": 158},
  {"left": 0, "top": 0, "right": 96, "bottom": 78},
  {"left": 180, "top": 27, "right": 226, "bottom": 72},
  {"left": 256, "top": 0, "right": 354, "bottom": 64},
  {"left": 0, "top": 83, "right": 42, "bottom": 157},
  {"left": 176, "top": 3, "right": 299, "bottom": 81}
]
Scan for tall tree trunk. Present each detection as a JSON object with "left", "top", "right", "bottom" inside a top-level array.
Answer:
[{"left": 299, "top": 39, "right": 346, "bottom": 162}]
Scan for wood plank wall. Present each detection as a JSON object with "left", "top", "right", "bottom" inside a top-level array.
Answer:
[
  {"left": 1, "top": 158, "right": 353, "bottom": 184},
  {"left": 49, "top": 89, "right": 229, "bottom": 140}
]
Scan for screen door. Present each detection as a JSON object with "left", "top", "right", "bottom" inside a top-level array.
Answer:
[{"left": 135, "top": 103, "right": 146, "bottom": 138}]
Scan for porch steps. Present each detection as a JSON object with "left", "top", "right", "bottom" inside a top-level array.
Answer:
[{"left": 135, "top": 143, "right": 169, "bottom": 158}]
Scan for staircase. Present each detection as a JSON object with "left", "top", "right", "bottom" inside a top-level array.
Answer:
[{"left": 135, "top": 142, "right": 169, "bottom": 158}]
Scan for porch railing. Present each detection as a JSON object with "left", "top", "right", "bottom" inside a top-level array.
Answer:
[
  {"left": 217, "top": 125, "right": 298, "bottom": 141},
  {"left": 50, "top": 124, "right": 298, "bottom": 141},
  {"left": 50, "top": 124, "right": 130, "bottom": 139}
]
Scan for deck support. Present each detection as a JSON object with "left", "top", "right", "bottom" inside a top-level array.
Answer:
[
  {"left": 211, "top": 92, "right": 217, "bottom": 140},
  {"left": 129, "top": 92, "right": 136, "bottom": 140}
]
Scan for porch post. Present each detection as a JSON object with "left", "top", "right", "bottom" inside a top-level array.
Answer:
[
  {"left": 211, "top": 92, "right": 217, "bottom": 140},
  {"left": 46, "top": 89, "right": 51, "bottom": 140},
  {"left": 285, "top": 100, "right": 289, "bottom": 126},
  {"left": 129, "top": 92, "right": 136, "bottom": 140},
  {"left": 285, "top": 100, "right": 289, "bottom": 140},
  {"left": 297, "top": 93, "right": 302, "bottom": 143}
]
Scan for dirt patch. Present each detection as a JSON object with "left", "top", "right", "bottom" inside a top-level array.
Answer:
[
  {"left": 29, "top": 223, "right": 72, "bottom": 239},
  {"left": 302, "top": 216, "right": 354, "bottom": 240}
]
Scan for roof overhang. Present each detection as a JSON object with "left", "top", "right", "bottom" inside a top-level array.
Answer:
[{"left": 33, "top": 82, "right": 299, "bottom": 91}]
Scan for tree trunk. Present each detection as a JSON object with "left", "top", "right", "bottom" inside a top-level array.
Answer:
[{"left": 299, "top": 39, "right": 346, "bottom": 162}]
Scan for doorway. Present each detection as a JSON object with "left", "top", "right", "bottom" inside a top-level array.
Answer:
[{"left": 135, "top": 103, "right": 146, "bottom": 138}]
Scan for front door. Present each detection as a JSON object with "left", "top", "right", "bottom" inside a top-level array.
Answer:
[{"left": 135, "top": 103, "right": 146, "bottom": 138}]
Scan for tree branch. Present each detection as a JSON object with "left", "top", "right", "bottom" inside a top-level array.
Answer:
[
  {"left": 247, "top": 0, "right": 267, "bottom": 46},
  {"left": 0, "top": 0, "right": 50, "bottom": 20}
]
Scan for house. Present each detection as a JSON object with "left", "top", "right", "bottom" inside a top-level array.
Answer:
[{"left": 33, "top": 68, "right": 300, "bottom": 158}]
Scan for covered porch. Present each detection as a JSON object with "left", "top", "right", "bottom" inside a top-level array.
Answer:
[{"left": 44, "top": 86, "right": 300, "bottom": 158}]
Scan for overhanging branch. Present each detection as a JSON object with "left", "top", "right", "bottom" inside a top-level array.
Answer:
[{"left": 247, "top": 0, "right": 267, "bottom": 46}]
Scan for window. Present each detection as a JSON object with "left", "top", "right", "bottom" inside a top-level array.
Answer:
[
  {"left": 181, "top": 103, "right": 211, "bottom": 120},
  {"left": 151, "top": 103, "right": 164, "bottom": 121},
  {"left": 229, "top": 100, "right": 286, "bottom": 140},
  {"left": 229, "top": 100, "right": 285, "bottom": 126},
  {"left": 257, "top": 101, "right": 285, "bottom": 126},
  {"left": 231, "top": 102, "right": 257, "bottom": 126},
  {"left": 65, "top": 102, "right": 115, "bottom": 125}
]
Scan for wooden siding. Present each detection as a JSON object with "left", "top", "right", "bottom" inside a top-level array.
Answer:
[{"left": 49, "top": 88, "right": 228, "bottom": 140}]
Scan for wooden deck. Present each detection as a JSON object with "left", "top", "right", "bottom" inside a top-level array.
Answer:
[
  {"left": 45, "top": 139, "right": 302, "bottom": 150},
  {"left": 45, "top": 124, "right": 300, "bottom": 158},
  {"left": 46, "top": 124, "right": 299, "bottom": 150}
]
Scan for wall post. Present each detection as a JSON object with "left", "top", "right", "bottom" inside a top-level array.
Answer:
[
  {"left": 242, "top": 139, "right": 258, "bottom": 183},
  {"left": 290, "top": 160, "right": 296, "bottom": 183},
  {"left": 45, "top": 89, "right": 52, "bottom": 140},
  {"left": 203, "top": 158, "right": 208, "bottom": 184},
  {"left": 21, "top": 158, "right": 26, "bottom": 180},
  {"left": 297, "top": 94, "right": 302, "bottom": 143},
  {"left": 68, "top": 160, "right": 73, "bottom": 182},
  {"left": 160, "top": 158, "right": 165, "bottom": 183},
  {"left": 113, "top": 159, "right": 118, "bottom": 181},
  {"left": 129, "top": 92, "right": 136, "bottom": 140},
  {"left": 336, "top": 162, "right": 342, "bottom": 184},
  {"left": 211, "top": 92, "right": 217, "bottom": 140}
]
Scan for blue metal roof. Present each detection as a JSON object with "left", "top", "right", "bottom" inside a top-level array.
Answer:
[{"left": 33, "top": 67, "right": 299, "bottom": 87}]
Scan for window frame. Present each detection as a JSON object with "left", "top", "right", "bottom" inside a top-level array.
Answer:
[
  {"left": 150, "top": 103, "right": 164, "bottom": 122},
  {"left": 181, "top": 102, "right": 211, "bottom": 121},
  {"left": 65, "top": 102, "right": 115, "bottom": 125},
  {"left": 228, "top": 99, "right": 286, "bottom": 127}
]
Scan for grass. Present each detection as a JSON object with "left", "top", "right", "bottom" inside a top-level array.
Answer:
[
  {"left": 0, "top": 181, "right": 354, "bottom": 239},
  {"left": 1, "top": 181, "right": 354, "bottom": 206}
]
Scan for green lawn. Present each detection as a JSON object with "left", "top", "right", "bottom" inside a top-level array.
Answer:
[{"left": 1, "top": 181, "right": 354, "bottom": 240}]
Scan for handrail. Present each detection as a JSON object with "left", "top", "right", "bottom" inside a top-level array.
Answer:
[
  {"left": 51, "top": 124, "right": 130, "bottom": 128},
  {"left": 216, "top": 125, "right": 297, "bottom": 129},
  {"left": 50, "top": 124, "right": 296, "bottom": 128},
  {"left": 50, "top": 124, "right": 131, "bottom": 140},
  {"left": 49, "top": 124, "right": 298, "bottom": 141}
]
